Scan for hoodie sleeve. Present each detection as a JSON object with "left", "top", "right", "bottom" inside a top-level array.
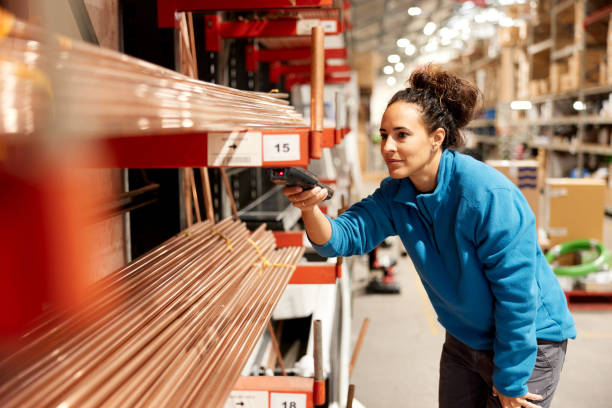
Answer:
[
  {"left": 474, "top": 187, "right": 538, "bottom": 397},
  {"left": 310, "top": 178, "right": 397, "bottom": 257}
]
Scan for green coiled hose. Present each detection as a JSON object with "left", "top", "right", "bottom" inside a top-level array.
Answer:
[{"left": 545, "top": 239, "right": 610, "bottom": 277}]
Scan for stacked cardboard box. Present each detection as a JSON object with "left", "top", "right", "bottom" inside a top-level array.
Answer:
[
  {"left": 487, "top": 160, "right": 540, "bottom": 224},
  {"left": 545, "top": 178, "right": 605, "bottom": 247},
  {"left": 608, "top": 14, "right": 612, "bottom": 84}
]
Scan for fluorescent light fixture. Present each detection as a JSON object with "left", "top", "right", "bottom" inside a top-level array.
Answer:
[
  {"left": 405, "top": 44, "right": 416, "bottom": 56},
  {"left": 510, "top": 100, "right": 532, "bottom": 110},
  {"left": 441, "top": 37, "right": 452, "bottom": 46},
  {"left": 424, "top": 22, "right": 437, "bottom": 36},
  {"left": 573, "top": 101, "right": 586, "bottom": 111},
  {"left": 474, "top": 13, "right": 487, "bottom": 24},
  {"left": 387, "top": 54, "right": 401, "bottom": 63},
  {"left": 397, "top": 38, "right": 410, "bottom": 47},
  {"left": 408, "top": 7, "right": 422, "bottom": 16},
  {"left": 500, "top": 17, "right": 514, "bottom": 27},
  {"left": 395, "top": 62, "right": 405, "bottom": 72},
  {"left": 387, "top": 76, "right": 397, "bottom": 86},
  {"left": 383, "top": 65, "right": 394, "bottom": 75}
]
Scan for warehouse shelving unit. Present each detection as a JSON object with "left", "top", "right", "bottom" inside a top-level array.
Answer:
[
  {"left": 0, "top": 1, "right": 355, "bottom": 407},
  {"left": 463, "top": 0, "right": 612, "bottom": 178}
]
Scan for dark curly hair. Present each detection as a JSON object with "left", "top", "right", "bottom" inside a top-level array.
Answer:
[{"left": 387, "top": 64, "right": 481, "bottom": 150}]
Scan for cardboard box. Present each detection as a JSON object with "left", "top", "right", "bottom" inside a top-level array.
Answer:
[
  {"left": 529, "top": 80, "right": 539, "bottom": 97},
  {"left": 487, "top": 160, "right": 540, "bottom": 224},
  {"left": 350, "top": 51, "right": 383, "bottom": 90},
  {"left": 560, "top": 72, "right": 578, "bottom": 92},
  {"left": 545, "top": 178, "right": 605, "bottom": 246},
  {"left": 550, "top": 63, "right": 567, "bottom": 94},
  {"left": 608, "top": 14, "right": 612, "bottom": 84}
]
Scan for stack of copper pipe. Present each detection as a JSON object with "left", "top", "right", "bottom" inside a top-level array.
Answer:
[
  {"left": 0, "top": 9, "right": 307, "bottom": 140},
  {"left": 0, "top": 218, "right": 303, "bottom": 407}
]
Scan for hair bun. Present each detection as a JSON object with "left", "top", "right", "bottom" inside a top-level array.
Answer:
[{"left": 409, "top": 64, "right": 480, "bottom": 129}]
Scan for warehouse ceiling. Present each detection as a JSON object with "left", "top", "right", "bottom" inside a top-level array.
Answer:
[
  {"left": 349, "top": 0, "right": 460, "bottom": 56},
  {"left": 347, "top": 0, "right": 525, "bottom": 78}
]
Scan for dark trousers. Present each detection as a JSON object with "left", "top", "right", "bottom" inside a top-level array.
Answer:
[{"left": 439, "top": 332, "right": 567, "bottom": 408}]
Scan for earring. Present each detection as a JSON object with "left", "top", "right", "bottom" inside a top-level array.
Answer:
[{"left": 431, "top": 145, "right": 436, "bottom": 152}]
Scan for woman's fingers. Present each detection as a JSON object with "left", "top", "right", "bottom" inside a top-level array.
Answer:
[
  {"left": 286, "top": 186, "right": 327, "bottom": 209},
  {"left": 282, "top": 186, "right": 303, "bottom": 196},
  {"left": 525, "top": 393, "right": 543, "bottom": 401}
]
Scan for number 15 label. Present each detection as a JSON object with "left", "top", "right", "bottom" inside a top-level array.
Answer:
[
  {"left": 263, "top": 134, "right": 300, "bottom": 162},
  {"left": 270, "top": 393, "right": 306, "bottom": 408}
]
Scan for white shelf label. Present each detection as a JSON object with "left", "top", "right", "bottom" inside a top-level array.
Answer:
[
  {"left": 320, "top": 19, "right": 338, "bottom": 33},
  {"left": 224, "top": 390, "right": 268, "bottom": 408},
  {"left": 270, "top": 393, "right": 306, "bottom": 408},
  {"left": 208, "top": 131, "right": 262, "bottom": 167},
  {"left": 263, "top": 134, "right": 300, "bottom": 162},
  {"left": 296, "top": 19, "right": 320, "bottom": 35}
]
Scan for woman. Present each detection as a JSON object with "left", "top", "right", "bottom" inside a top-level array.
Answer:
[{"left": 283, "top": 65, "right": 576, "bottom": 408}]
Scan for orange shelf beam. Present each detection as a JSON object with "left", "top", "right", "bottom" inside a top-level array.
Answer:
[
  {"left": 290, "top": 262, "right": 341, "bottom": 284},
  {"left": 230, "top": 376, "right": 314, "bottom": 408},
  {"left": 274, "top": 231, "right": 305, "bottom": 248},
  {"left": 95, "top": 128, "right": 311, "bottom": 168}
]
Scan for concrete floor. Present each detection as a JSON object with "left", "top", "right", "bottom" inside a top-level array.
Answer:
[{"left": 348, "top": 219, "right": 612, "bottom": 408}]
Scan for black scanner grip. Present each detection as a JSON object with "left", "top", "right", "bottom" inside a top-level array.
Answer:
[{"left": 269, "top": 167, "right": 334, "bottom": 200}]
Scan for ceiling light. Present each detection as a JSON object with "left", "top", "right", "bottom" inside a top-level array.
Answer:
[
  {"left": 424, "top": 22, "right": 437, "bottom": 36},
  {"left": 387, "top": 77, "right": 397, "bottom": 86},
  {"left": 510, "top": 100, "right": 532, "bottom": 110},
  {"left": 408, "top": 7, "right": 422, "bottom": 16},
  {"left": 383, "top": 65, "right": 394, "bottom": 75},
  {"left": 573, "top": 101, "right": 586, "bottom": 111},
  {"left": 394, "top": 62, "right": 405, "bottom": 72},
  {"left": 396, "top": 38, "right": 410, "bottom": 48},
  {"left": 387, "top": 54, "right": 401, "bottom": 63},
  {"left": 405, "top": 44, "right": 416, "bottom": 56},
  {"left": 474, "top": 13, "right": 486, "bottom": 24}
]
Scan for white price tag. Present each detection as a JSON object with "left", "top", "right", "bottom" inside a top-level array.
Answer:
[
  {"left": 224, "top": 390, "right": 269, "bottom": 408},
  {"left": 270, "top": 393, "right": 306, "bottom": 408},
  {"left": 320, "top": 20, "right": 338, "bottom": 33},
  {"left": 263, "top": 134, "right": 300, "bottom": 162},
  {"left": 208, "top": 131, "right": 262, "bottom": 167},
  {"left": 296, "top": 19, "right": 320, "bottom": 35}
]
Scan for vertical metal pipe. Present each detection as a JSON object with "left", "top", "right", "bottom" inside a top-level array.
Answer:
[
  {"left": 310, "top": 25, "right": 324, "bottom": 159},
  {"left": 220, "top": 168, "right": 239, "bottom": 220},
  {"left": 199, "top": 168, "right": 215, "bottom": 222},
  {"left": 313, "top": 318, "right": 325, "bottom": 406},
  {"left": 346, "top": 384, "right": 355, "bottom": 408}
]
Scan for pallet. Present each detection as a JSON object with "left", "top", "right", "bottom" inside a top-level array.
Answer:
[{"left": 564, "top": 290, "right": 612, "bottom": 311}]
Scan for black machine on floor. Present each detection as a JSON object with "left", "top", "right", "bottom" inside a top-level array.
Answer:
[
  {"left": 366, "top": 245, "right": 401, "bottom": 295},
  {"left": 270, "top": 167, "right": 334, "bottom": 200}
]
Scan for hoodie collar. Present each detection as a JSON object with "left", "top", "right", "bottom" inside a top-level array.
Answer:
[{"left": 393, "top": 149, "right": 455, "bottom": 223}]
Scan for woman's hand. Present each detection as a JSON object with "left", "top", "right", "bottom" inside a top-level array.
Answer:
[
  {"left": 492, "top": 386, "right": 542, "bottom": 408},
  {"left": 283, "top": 186, "right": 329, "bottom": 212}
]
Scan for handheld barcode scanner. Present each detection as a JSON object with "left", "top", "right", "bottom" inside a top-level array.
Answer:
[{"left": 270, "top": 167, "right": 334, "bottom": 200}]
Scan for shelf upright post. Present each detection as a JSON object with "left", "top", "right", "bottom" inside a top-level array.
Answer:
[
  {"left": 310, "top": 26, "right": 324, "bottom": 160},
  {"left": 313, "top": 319, "right": 325, "bottom": 406}
]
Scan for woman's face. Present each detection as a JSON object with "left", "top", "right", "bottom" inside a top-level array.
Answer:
[{"left": 380, "top": 101, "right": 440, "bottom": 180}]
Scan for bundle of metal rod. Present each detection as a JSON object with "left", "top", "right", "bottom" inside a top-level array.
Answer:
[
  {"left": 0, "top": 218, "right": 304, "bottom": 408},
  {"left": 0, "top": 9, "right": 307, "bottom": 140}
]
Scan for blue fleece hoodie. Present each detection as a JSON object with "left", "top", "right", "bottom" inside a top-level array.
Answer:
[{"left": 311, "top": 149, "right": 576, "bottom": 397}]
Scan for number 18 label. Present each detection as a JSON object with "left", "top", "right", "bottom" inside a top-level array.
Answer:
[
  {"left": 270, "top": 393, "right": 306, "bottom": 408},
  {"left": 263, "top": 134, "right": 300, "bottom": 162}
]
